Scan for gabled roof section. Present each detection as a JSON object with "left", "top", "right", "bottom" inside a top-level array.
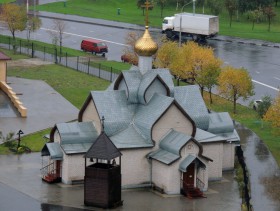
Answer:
[
  {"left": 148, "top": 129, "right": 192, "bottom": 165},
  {"left": 174, "top": 85, "right": 209, "bottom": 130},
  {"left": 56, "top": 121, "right": 98, "bottom": 154},
  {"left": 110, "top": 124, "right": 153, "bottom": 149},
  {"left": 207, "top": 112, "right": 234, "bottom": 134},
  {"left": 134, "top": 94, "right": 174, "bottom": 140},
  {"left": 0, "top": 52, "right": 11, "bottom": 60},
  {"left": 195, "top": 128, "right": 225, "bottom": 143},
  {"left": 122, "top": 71, "right": 142, "bottom": 103},
  {"left": 85, "top": 132, "right": 122, "bottom": 160},
  {"left": 151, "top": 69, "right": 175, "bottom": 96},
  {"left": 91, "top": 90, "right": 135, "bottom": 136},
  {"left": 138, "top": 72, "right": 170, "bottom": 104},
  {"left": 179, "top": 155, "right": 206, "bottom": 172},
  {"left": 41, "top": 142, "right": 63, "bottom": 160},
  {"left": 159, "top": 129, "right": 192, "bottom": 155}
]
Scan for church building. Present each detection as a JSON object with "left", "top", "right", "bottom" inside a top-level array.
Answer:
[{"left": 41, "top": 17, "right": 239, "bottom": 196}]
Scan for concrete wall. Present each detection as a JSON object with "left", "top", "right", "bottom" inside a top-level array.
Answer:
[
  {"left": 201, "top": 142, "right": 223, "bottom": 180},
  {"left": 120, "top": 148, "right": 152, "bottom": 187},
  {"left": 81, "top": 100, "right": 101, "bottom": 134},
  {"left": 61, "top": 153, "right": 85, "bottom": 184},
  {"left": 152, "top": 104, "right": 194, "bottom": 147},
  {"left": 223, "top": 142, "right": 236, "bottom": 170}
]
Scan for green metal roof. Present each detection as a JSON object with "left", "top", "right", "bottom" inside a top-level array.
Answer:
[
  {"left": 134, "top": 94, "right": 174, "bottom": 140},
  {"left": 122, "top": 71, "right": 142, "bottom": 104},
  {"left": 110, "top": 124, "right": 153, "bottom": 149},
  {"left": 148, "top": 130, "right": 192, "bottom": 165},
  {"left": 174, "top": 85, "right": 209, "bottom": 130},
  {"left": 195, "top": 128, "right": 225, "bottom": 143},
  {"left": 41, "top": 142, "right": 63, "bottom": 160},
  {"left": 179, "top": 155, "right": 206, "bottom": 172},
  {"left": 207, "top": 112, "right": 234, "bottom": 134},
  {"left": 56, "top": 122, "right": 98, "bottom": 154}
]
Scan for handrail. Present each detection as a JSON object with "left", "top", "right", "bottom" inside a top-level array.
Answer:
[{"left": 196, "top": 177, "right": 205, "bottom": 190}]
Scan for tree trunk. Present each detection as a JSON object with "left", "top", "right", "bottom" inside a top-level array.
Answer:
[
  {"left": 209, "top": 88, "right": 213, "bottom": 104},
  {"left": 233, "top": 95, "right": 237, "bottom": 114}
]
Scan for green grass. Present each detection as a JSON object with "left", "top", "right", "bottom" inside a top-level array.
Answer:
[
  {"left": 0, "top": 0, "right": 15, "bottom": 3},
  {"left": 0, "top": 48, "right": 30, "bottom": 60},
  {"left": 36, "top": 0, "right": 280, "bottom": 43},
  {"left": 7, "top": 64, "right": 110, "bottom": 109}
]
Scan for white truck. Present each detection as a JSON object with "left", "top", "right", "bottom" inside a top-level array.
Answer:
[{"left": 162, "top": 13, "right": 219, "bottom": 42}]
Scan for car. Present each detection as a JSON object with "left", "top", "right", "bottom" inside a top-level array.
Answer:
[
  {"left": 253, "top": 100, "right": 263, "bottom": 110},
  {"left": 121, "top": 54, "right": 138, "bottom": 65},
  {"left": 81, "top": 39, "right": 108, "bottom": 56}
]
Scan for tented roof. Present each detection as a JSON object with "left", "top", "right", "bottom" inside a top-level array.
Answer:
[{"left": 85, "top": 132, "right": 122, "bottom": 160}]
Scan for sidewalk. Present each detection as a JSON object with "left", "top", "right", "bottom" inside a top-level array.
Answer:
[{"left": 0, "top": 152, "right": 241, "bottom": 211}]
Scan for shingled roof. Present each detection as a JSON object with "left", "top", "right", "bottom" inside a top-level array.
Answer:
[{"left": 85, "top": 132, "right": 122, "bottom": 160}]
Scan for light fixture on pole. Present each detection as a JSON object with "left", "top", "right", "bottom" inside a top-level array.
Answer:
[{"left": 179, "top": 0, "right": 196, "bottom": 47}]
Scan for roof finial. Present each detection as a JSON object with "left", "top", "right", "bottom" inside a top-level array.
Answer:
[
  {"left": 101, "top": 116, "right": 105, "bottom": 133},
  {"left": 144, "top": 0, "right": 151, "bottom": 27}
]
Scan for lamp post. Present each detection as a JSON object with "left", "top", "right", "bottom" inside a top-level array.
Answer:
[
  {"left": 17, "top": 130, "right": 24, "bottom": 149},
  {"left": 179, "top": 0, "right": 196, "bottom": 47}
]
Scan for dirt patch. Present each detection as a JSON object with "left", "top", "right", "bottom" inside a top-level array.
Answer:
[{"left": 7, "top": 58, "right": 54, "bottom": 68}]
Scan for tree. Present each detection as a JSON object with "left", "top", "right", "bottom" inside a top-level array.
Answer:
[
  {"left": 218, "top": 66, "right": 254, "bottom": 114},
  {"left": 122, "top": 31, "right": 140, "bottom": 65},
  {"left": 157, "top": 0, "right": 167, "bottom": 18},
  {"left": 207, "top": 0, "right": 223, "bottom": 15},
  {"left": 248, "top": 8, "right": 263, "bottom": 30},
  {"left": 48, "top": 19, "right": 67, "bottom": 62},
  {"left": 263, "top": 6, "right": 276, "bottom": 32},
  {"left": 154, "top": 40, "right": 222, "bottom": 97},
  {"left": 254, "top": 95, "right": 272, "bottom": 128},
  {"left": 26, "top": 16, "right": 42, "bottom": 42},
  {"left": 238, "top": 0, "right": 273, "bottom": 13},
  {"left": 0, "top": 4, "right": 27, "bottom": 41},
  {"left": 264, "top": 91, "right": 280, "bottom": 129},
  {"left": 225, "top": 0, "right": 238, "bottom": 27}
]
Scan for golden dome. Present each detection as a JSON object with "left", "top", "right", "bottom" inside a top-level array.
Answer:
[{"left": 134, "top": 26, "right": 158, "bottom": 57}]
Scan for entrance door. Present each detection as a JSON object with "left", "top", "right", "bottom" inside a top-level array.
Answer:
[
  {"left": 55, "top": 160, "right": 61, "bottom": 178},
  {"left": 183, "top": 163, "right": 195, "bottom": 189}
]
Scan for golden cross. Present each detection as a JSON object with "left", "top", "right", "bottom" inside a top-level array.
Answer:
[{"left": 144, "top": 0, "right": 151, "bottom": 26}]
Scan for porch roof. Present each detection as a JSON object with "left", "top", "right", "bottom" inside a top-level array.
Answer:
[
  {"left": 41, "top": 142, "right": 63, "bottom": 160},
  {"left": 147, "top": 130, "right": 192, "bottom": 165},
  {"left": 179, "top": 154, "right": 206, "bottom": 172}
]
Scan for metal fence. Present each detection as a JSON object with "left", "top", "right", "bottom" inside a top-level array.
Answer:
[{"left": 0, "top": 35, "right": 120, "bottom": 82}]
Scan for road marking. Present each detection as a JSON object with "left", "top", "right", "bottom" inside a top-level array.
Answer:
[
  {"left": 252, "top": 79, "right": 279, "bottom": 91},
  {"left": 40, "top": 27, "right": 129, "bottom": 47},
  {"left": 274, "top": 77, "right": 280, "bottom": 81},
  {"left": 256, "top": 71, "right": 260, "bottom": 74}
]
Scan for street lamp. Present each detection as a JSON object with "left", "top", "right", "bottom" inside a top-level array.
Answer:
[
  {"left": 17, "top": 130, "right": 24, "bottom": 149},
  {"left": 179, "top": 0, "right": 196, "bottom": 47}
]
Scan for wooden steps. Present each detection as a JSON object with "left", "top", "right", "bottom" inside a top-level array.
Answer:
[
  {"left": 186, "top": 187, "right": 206, "bottom": 199},
  {"left": 42, "top": 173, "right": 61, "bottom": 183}
]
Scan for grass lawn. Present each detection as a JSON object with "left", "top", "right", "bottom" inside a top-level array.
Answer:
[
  {"left": 36, "top": 0, "right": 280, "bottom": 43},
  {"left": 0, "top": 0, "right": 15, "bottom": 3}
]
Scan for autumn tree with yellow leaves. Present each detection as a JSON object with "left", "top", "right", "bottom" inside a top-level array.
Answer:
[
  {"left": 0, "top": 4, "right": 27, "bottom": 41},
  {"left": 154, "top": 41, "right": 222, "bottom": 102},
  {"left": 264, "top": 91, "right": 280, "bottom": 130},
  {"left": 218, "top": 66, "right": 254, "bottom": 114}
]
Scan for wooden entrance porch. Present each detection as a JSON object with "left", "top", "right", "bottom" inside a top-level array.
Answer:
[
  {"left": 40, "top": 160, "right": 61, "bottom": 183},
  {"left": 181, "top": 163, "right": 205, "bottom": 198}
]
